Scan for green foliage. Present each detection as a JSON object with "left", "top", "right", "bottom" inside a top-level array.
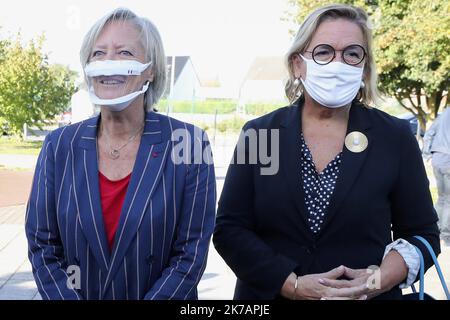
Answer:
[
  {"left": 196, "top": 121, "right": 210, "bottom": 131},
  {"left": 377, "top": 98, "right": 404, "bottom": 116},
  {"left": 0, "top": 136, "right": 43, "bottom": 155},
  {"left": 285, "top": 0, "right": 374, "bottom": 26},
  {"left": 216, "top": 116, "right": 247, "bottom": 133},
  {"left": 0, "top": 34, "right": 77, "bottom": 135},
  {"left": 286, "top": 0, "right": 449, "bottom": 130},
  {"left": 374, "top": 0, "right": 449, "bottom": 122},
  {"left": 156, "top": 99, "right": 287, "bottom": 116},
  {"left": 156, "top": 99, "right": 237, "bottom": 114},
  {"left": 244, "top": 102, "right": 287, "bottom": 115}
]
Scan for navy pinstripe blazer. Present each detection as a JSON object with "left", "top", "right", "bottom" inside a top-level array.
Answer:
[{"left": 25, "top": 111, "right": 216, "bottom": 300}]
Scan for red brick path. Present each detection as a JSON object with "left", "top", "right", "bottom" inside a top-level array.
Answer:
[{"left": 0, "top": 170, "right": 34, "bottom": 207}]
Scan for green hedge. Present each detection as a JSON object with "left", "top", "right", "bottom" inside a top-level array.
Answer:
[
  {"left": 156, "top": 99, "right": 236, "bottom": 114},
  {"left": 244, "top": 102, "right": 287, "bottom": 115},
  {"left": 216, "top": 116, "right": 248, "bottom": 133},
  {"left": 156, "top": 99, "right": 287, "bottom": 115},
  {"left": 0, "top": 136, "right": 43, "bottom": 155},
  {"left": 155, "top": 98, "right": 406, "bottom": 117}
]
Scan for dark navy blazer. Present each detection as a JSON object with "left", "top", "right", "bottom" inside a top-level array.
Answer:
[
  {"left": 25, "top": 111, "right": 216, "bottom": 300},
  {"left": 214, "top": 99, "right": 440, "bottom": 300}
]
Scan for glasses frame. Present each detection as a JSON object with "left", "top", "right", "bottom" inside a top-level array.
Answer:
[{"left": 304, "top": 43, "right": 367, "bottom": 66}]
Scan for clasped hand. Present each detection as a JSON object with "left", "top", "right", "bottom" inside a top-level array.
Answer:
[{"left": 282, "top": 265, "right": 386, "bottom": 300}]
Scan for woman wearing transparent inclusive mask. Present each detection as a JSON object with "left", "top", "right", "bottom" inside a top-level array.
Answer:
[
  {"left": 25, "top": 8, "right": 216, "bottom": 300},
  {"left": 214, "top": 4, "right": 440, "bottom": 300}
]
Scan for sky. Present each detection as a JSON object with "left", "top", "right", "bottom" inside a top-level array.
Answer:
[{"left": 0, "top": 0, "right": 297, "bottom": 88}]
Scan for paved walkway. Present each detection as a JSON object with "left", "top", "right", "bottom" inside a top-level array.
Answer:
[
  {"left": 0, "top": 184, "right": 236, "bottom": 300},
  {"left": 0, "top": 154, "right": 37, "bottom": 170},
  {"left": 0, "top": 205, "right": 236, "bottom": 300},
  {"left": 1, "top": 203, "right": 449, "bottom": 300},
  {"left": 0, "top": 204, "right": 41, "bottom": 299}
]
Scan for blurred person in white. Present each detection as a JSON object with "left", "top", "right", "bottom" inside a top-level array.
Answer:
[{"left": 423, "top": 108, "right": 450, "bottom": 246}]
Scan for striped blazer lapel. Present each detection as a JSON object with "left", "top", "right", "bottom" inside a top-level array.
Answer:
[
  {"left": 103, "top": 111, "right": 170, "bottom": 294},
  {"left": 76, "top": 116, "right": 111, "bottom": 274}
]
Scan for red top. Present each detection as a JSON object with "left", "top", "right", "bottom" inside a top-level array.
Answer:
[{"left": 98, "top": 171, "right": 132, "bottom": 251}]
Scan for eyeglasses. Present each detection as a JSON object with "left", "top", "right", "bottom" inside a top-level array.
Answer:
[{"left": 303, "top": 44, "right": 366, "bottom": 66}]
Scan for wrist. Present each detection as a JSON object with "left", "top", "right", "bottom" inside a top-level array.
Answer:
[
  {"left": 281, "top": 272, "right": 297, "bottom": 299},
  {"left": 380, "top": 251, "right": 408, "bottom": 291},
  {"left": 379, "top": 265, "right": 395, "bottom": 292},
  {"left": 293, "top": 275, "right": 299, "bottom": 299}
]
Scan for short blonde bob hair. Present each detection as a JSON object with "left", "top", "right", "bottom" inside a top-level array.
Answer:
[
  {"left": 285, "top": 4, "right": 379, "bottom": 106},
  {"left": 80, "top": 8, "right": 167, "bottom": 110}
]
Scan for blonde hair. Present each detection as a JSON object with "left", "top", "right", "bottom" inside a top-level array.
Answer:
[
  {"left": 80, "top": 8, "right": 167, "bottom": 110},
  {"left": 285, "top": 4, "right": 379, "bottom": 106}
]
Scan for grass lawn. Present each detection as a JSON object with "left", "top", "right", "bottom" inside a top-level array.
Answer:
[
  {"left": 156, "top": 99, "right": 289, "bottom": 115},
  {"left": 0, "top": 164, "right": 34, "bottom": 171},
  {"left": 0, "top": 137, "right": 43, "bottom": 155}
]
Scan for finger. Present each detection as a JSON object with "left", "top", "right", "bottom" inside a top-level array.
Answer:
[
  {"left": 321, "top": 265, "right": 346, "bottom": 279},
  {"left": 321, "top": 295, "right": 367, "bottom": 300},
  {"left": 343, "top": 267, "right": 366, "bottom": 279},
  {"left": 326, "top": 283, "right": 368, "bottom": 298},
  {"left": 318, "top": 278, "right": 352, "bottom": 289},
  {"left": 348, "top": 279, "right": 367, "bottom": 288},
  {"left": 335, "top": 277, "right": 368, "bottom": 287},
  {"left": 321, "top": 296, "right": 353, "bottom": 300}
]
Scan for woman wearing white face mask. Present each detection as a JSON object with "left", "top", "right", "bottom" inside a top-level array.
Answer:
[
  {"left": 214, "top": 4, "right": 440, "bottom": 300},
  {"left": 25, "top": 8, "right": 216, "bottom": 300}
]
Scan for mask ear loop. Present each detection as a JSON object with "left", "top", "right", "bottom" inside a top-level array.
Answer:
[
  {"left": 114, "top": 75, "right": 149, "bottom": 99},
  {"left": 289, "top": 53, "right": 304, "bottom": 102},
  {"left": 292, "top": 78, "right": 302, "bottom": 98},
  {"left": 355, "top": 80, "right": 365, "bottom": 102},
  {"left": 143, "top": 80, "right": 151, "bottom": 107},
  {"left": 355, "top": 60, "right": 366, "bottom": 102},
  {"left": 140, "top": 62, "right": 153, "bottom": 108}
]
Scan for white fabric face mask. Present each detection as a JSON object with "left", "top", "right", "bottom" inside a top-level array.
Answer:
[
  {"left": 299, "top": 54, "right": 364, "bottom": 108},
  {"left": 85, "top": 59, "right": 152, "bottom": 112}
]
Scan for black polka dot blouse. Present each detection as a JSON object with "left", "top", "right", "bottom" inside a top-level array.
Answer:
[
  {"left": 299, "top": 133, "right": 419, "bottom": 286},
  {"left": 300, "top": 133, "right": 342, "bottom": 234}
]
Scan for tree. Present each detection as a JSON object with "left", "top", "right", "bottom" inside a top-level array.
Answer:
[
  {"left": 0, "top": 34, "right": 77, "bottom": 135},
  {"left": 286, "top": 0, "right": 449, "bottom": 133}
]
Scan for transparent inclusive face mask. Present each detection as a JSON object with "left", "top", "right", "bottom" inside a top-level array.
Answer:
[{"left": 84, "top": 59, "right": 152, "bottom": 112}]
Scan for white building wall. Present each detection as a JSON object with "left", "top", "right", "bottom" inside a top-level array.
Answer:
[
  {"left": 172, "top": 61, "right": 200, "bottom": 100},
  {"left": 240, "top": 80, "right": 286, "bottom": 102},
  {"left": 70, "top": 89, "right": 94, "bottom": 124}
]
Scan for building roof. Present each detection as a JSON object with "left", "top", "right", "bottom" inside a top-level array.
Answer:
[{"left": 166, "top": 56, "right": 190, "bottom": 84}]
